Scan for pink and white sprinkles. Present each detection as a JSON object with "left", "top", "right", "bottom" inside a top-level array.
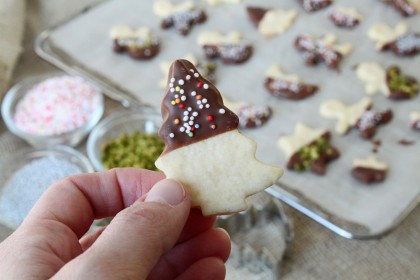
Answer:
[{"left": 14, "top": 76, "right": 101, "bottom": 136}]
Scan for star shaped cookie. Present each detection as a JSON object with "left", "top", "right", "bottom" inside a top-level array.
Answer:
[{"left": 278, "top": 123, "right": 340, "bottom": 175}]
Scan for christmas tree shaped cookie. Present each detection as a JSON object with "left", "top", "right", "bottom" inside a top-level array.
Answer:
[{"left": 155, "top": 60, "right": 283, "bottom": 216}]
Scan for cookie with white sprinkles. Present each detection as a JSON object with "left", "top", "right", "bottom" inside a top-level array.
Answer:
[
  {"left": 298, "top": 0, "right": 333, "bottom": 13},
  {"left": 154, "top": 0, "right": 206, "bottom": 36},
  {"left": 223, "top": 97, "right": 272, "bottom": 129},
  {"left": 155, "top": 60, "right": 283, "bottom": 216},
  {"left": 329, "top": 7, "right": 363, "bottom": 29},
  {"left": 110, "top": 25, "right": 160, "bottom": 60},
  {"left": 295, "top": 33, "right": 352, "bottom": 70},
  {"left": 384, "top": 0, "right": 420, "bottom": 17},
  {"left": 356, "top": 108, "right": 393, "bottom": 139},
  {"left": 197, "top": 31, "right": 253, "bottom": 64},
  {"left": 264, "top": 65, "right": 318, "bottom": 100}
]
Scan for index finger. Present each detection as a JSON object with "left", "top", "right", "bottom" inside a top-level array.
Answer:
[{"left": 24, "top": 168, "right": 164, "bottom": 238}]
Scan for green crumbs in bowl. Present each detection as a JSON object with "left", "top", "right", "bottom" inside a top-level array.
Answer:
[{"left": 101, "top": 131, "right": 164, "bottom": 170}]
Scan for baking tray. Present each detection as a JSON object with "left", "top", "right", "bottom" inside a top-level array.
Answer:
[{"left": 35, "top": 0, "right": 420, "bottom": 239}]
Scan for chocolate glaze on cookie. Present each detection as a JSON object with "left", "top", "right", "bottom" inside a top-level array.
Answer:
[
  {"left": 246, "top": 6, "right": 268, "bottom": 27},
  {"left": 161, "top": 10, "right": 207, "bottom": 36},
  {"left": 382, "top": 33, "right": 420, "bottom": 56},
  {"left": 352, "top": 167, "right": 387, "bottom": 184},
  {"left": 287, "top": 132, "right": 340, "bottom": 175},
  {"left": 386, "top": 66, "right": 419, "bottom": 99},
  {"left": 235, "top": 104, "right": 272, "bottom": 128},
  {"left": 298, "top": 0, "right": 332, "bottom": 12},
  {"left": 195, "top": 62, "right": 217, "bottom": 85},
  {"left": 385, "top": 0, "right": 417, "bottom": 17},
  {"left": 295, "top": 35, "right": 342, "bottom": 69},
  {"left": 264, "top": 77, "right": 318, "bottom": 100},
  {"left": 113, "top": 38, "right": 160, "bottom": 60},
  {"left": 203, "top": 44, "right": 253, "bottom": 64},
  {"left": 329, "top": 11, "right": 360, "bottom": 29},
  {"left": 159, "top": 60, "right": 239, "bottom": 155},
  {"left": 356, "top": 109, "right": 393, "bottom": 139}
]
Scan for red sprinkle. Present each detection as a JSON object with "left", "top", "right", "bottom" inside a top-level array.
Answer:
[
  {"left": 207, "top": 115, "right": 214, "bottom": 121},
  {"left": 179, "top": 104, "right": 185, "bottom": 109},
  {"left": 197, "top": 82, "right": 203, "bottom": 88}
]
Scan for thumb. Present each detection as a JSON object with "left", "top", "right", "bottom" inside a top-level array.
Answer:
[{"left": 55, "top": 179, "right": 190, "bottom": 279}]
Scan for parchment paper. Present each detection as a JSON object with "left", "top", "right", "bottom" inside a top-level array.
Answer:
[{"left": 45, "top": 0, "right": 420, "bottom": 236}]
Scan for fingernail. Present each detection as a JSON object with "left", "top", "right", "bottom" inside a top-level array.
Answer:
[{"left": 145, "top": 179, "right": 185, "bottom": 206}]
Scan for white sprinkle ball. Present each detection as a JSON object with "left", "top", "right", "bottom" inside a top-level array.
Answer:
[
  {"left": 170, "top": 78, "right": 175, "bottom": 82},
  {"left": 203, "top": 84, "right": 209, "bottom": 89},
  {"left": 169, "top": 133, "right": 175, "bottom": 138},
  {"left": 180, "top": 127, "right": 185, "bottom": 132},
  {"left": 219, "top": 108, "right": 226, "bottom": 114},
  {"left": 169, "top": 83, "right": 174, "bottom": 87},
  {"left": 206, "top": 104, "right": 210, "bottom": 108},
  {"left": 186, "top": 75, "right": 191, "bottom": 80},
  {"left": 202, "top": 98, "right": 208, "bottom": 104},
  {"left": 193, "top": 112, "right": 198, "bottom": 117},
  {"left": 178, "top": 79, "right": 184, "bottom": 85},
  {"left": 170, "top": 88, "right": 175, "bottom": 93},
  {"left": 194, "top": 73, "right": 199, "bottom": 78},
  {"left": 181, "top": 96, "right": 187, "bottom": 101},
  {"left": 0, "top": 157, "right": 82, "bottom": 227},
  {"left": 180, "top": 89, "right": 185, "bottom": 94}
]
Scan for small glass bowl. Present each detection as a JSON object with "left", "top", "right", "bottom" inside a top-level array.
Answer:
[
  {"left": 0, "top": 145, "right": 94, "bottom": 229},
  {"left": 86, "top": 108, "right": 162, "bottom": 171},
  {"left": 1, "top": 74, "right": 104, "bottom": 147}
]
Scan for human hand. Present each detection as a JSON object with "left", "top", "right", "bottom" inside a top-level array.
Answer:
[{"left": 0, "top": 168, "right": 230, "bottom": 279}]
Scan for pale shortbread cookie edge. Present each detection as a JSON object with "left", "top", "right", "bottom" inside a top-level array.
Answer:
[{"left": 155, "top": 130, "right": 283, "bottom": 216}]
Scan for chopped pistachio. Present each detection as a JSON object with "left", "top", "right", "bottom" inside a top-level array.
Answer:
[{"left": 101, "top": 131, "right": 164, "bottom": 170}]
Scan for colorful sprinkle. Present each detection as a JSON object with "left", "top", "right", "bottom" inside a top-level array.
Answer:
[{"left": 207, "top": 115, "right": 214, "bottom": 121}]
